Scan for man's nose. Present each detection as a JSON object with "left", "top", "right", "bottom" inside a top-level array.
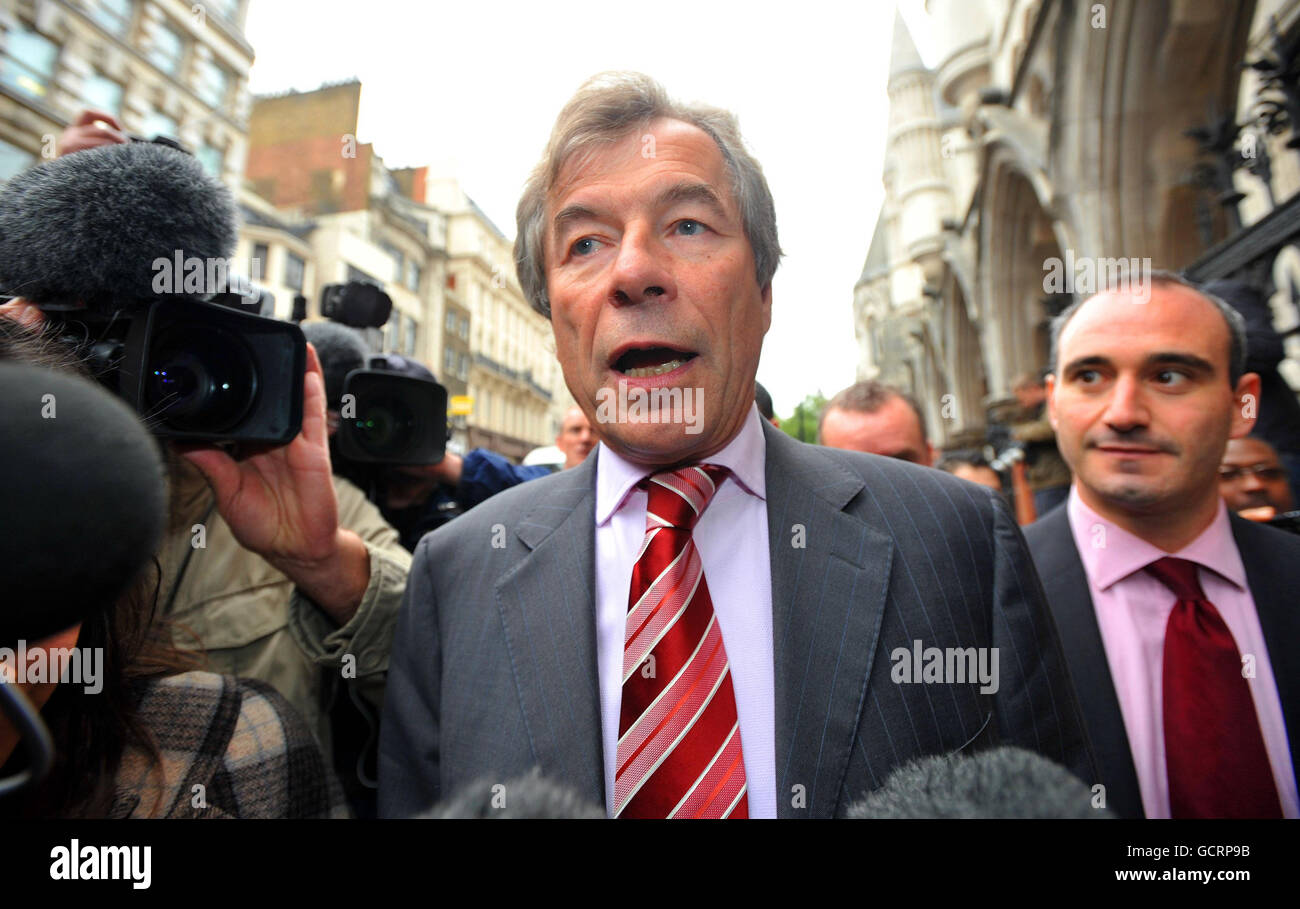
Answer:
[
  {"left": 1102, "top": 373, "right": 1150, "bottom": 431},
  {"left": 609, "top": 225, "right": 674, "bottom": 306}
]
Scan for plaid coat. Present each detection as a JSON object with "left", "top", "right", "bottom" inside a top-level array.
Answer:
[{"left": 110, "top": 671, "right": 349, "bottom": 818}]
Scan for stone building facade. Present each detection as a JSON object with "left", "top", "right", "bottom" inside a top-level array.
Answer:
[{"left": 856, "top": 0, "right": 1300, "bottom": 448}]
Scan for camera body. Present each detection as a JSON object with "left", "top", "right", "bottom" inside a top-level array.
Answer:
[
  {"left": 337, "top": 367, "right": 447, "bottom": 465},
  {"left": 37, "top": 295, "right": 305, "bottom": 446}
]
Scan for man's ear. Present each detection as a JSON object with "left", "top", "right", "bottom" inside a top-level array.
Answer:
[
  {"left": 1229, "top": 372, "right": 1262, "bottom": 439},
  {"left": 760, "top": 282, "right": 773, "bottom": 334}
]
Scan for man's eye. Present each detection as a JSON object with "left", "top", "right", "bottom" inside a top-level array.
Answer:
[
  {"left": 675, "top": 219, "right": 706, "bottom": 236},
  {"left": 571, "top": 237, "right": 600, "bottom": 256},
  {"left": 1076, "top": 369, "right": 1101, "bottom": 384},
  {"left": 1153, "top": 370, "right": 1188, "bottom": 386}
]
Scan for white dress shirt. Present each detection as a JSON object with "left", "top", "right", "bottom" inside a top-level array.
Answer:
[{"left": 593, "top": 403, "right": 776, "bottom": 817}]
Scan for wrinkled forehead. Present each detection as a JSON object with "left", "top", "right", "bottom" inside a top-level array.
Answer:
[{"left": 548, "top": 117, "right": 735, "bottom": 211}]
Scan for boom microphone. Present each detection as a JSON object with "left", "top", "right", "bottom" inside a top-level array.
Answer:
[
  {"left": 846, "top": 746, "right": 1110, "bottom": 819},
  {"left": 0, "top": 142, "right": 237, "bottom": 310},
  {"left": 0, "top": 361, "right": 167, "bottom": 645}
]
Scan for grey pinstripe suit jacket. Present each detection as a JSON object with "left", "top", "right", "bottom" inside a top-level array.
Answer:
[{"left": 378, "top": 420, "right": 1096, "bottom": 817}]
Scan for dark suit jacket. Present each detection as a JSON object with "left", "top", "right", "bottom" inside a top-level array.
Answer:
[
  {"left": 1024, "top": 503, "right": 1300, "bottom": 818},
  {"left": 379, "top": 421, "right": 1096, "bottom": 817}
]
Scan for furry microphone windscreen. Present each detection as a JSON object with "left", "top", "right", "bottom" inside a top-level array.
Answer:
[
  {"left": 300, "top": 321, "right": 371, "bottom": 411},
  {"left": 846, "top": 746, "right": 1110, "bottom": 819},
  {"left": 0, "top": 361, "right": 166, "bottom": 646},
  {"left": 419, "top": 770, "right": 607, "bottom": 819},
  {"left": 0, "top": 142, "right": 238, "bottom": 310}
]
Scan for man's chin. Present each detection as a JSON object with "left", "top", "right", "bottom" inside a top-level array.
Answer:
[{"left": 598, "top": 424, "right": 717, "bottom": 468}]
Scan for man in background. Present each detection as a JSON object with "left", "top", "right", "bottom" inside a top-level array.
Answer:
[{"left": 818, "top": 380, "right": 935, "bottom": 466}]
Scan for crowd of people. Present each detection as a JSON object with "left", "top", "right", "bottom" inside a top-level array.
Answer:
[{"left": 1, "top": 71, "right": 1296, "bottom": 820}]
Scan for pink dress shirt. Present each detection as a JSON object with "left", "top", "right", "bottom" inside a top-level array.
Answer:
[
  {"left": 1066, "top": 487, "right": 1298, "bottom": 818},
  {"left": 594, "top": 403, "right": 776, "bottom": 818}
]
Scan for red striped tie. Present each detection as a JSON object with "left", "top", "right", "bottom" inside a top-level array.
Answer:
[{"left": 614, "top": 465, "right": 748, "bottom": 819}]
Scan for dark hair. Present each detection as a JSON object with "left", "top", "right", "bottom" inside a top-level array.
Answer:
[
  {"left": 1047, "top": 269, "right": 1248, "bottom": 386},
  {"left": 0, "top": 319, "right": 202, "bottom": 818},
  {"left": 820, "top": 380, "right": 928, "bottom": 443}
]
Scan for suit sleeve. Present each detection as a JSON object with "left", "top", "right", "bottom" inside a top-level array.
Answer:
[
  {"left": 988, "top": 492, "right": 1098, "bottom": 786},
  {"left": 377, "top": 535, "right": 443, "bottom": 817}
]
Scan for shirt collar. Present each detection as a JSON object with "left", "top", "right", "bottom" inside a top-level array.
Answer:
[
  {"left": 1067, "top": 485, "right": 1247, "bottom": 592},
  {"left": 595, "top": 402, "right": 768, "bottom": 526}
]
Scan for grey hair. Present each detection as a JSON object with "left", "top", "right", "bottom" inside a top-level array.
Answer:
[
  {"left": 513, "top": 71, "right": 782, "bottom": 318},
  {"left": 1048, "top": 268, "right": 1248, "bottom": 386}
]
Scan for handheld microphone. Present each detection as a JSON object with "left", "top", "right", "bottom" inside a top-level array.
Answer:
[
  {"left": 0, "top": 361, "right": 167, "bottom": 798},
  {"left": 846, "top": 746, "right": 1110, "bottom": 819},
  {"left": 420, "top": 770, "right": 606, "bottom": 819}
]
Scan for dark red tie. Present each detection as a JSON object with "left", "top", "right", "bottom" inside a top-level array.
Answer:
[
  {"left": 1147, "top": 557, "right": 1283, "bottom": 818},
  {"left": 614, "top": 465, "right": 748, "bottom": 818}
]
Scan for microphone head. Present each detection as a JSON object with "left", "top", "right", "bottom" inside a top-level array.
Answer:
[
  {"left": 0, "top": 361, "right": 166, "bottom": 645},
  {"left": 300, "top": 321, "right": 370, "bottom": 411},
  {"left": 0, "top": 142, "right": 238, "bottom": 310},
  {"left": 420, "top": 770, "right": 606, "bottom": 819},
  {"left": 847, "top": 746, "right": 1109, "bottom": 819}
]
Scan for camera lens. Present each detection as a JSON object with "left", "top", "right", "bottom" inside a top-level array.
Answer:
[
  {"left": 145, "top": 324, "right": 258, "bottom": 433},
  {"left": 353, "top": 396, "right": 415, "bottom": 458}
]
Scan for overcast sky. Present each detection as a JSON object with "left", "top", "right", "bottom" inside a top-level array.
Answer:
[{"left": 245, "top": 0, "right": 935, "bottom": 416}]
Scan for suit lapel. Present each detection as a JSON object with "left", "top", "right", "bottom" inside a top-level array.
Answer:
[
  {"left": 1232, "top": 515, "right": 1300, "bottom": 794},
  {"left": 1030, "top": 506, "right": 1144, "bottom": 818},
  {"left": 763, "top": 424, "right": 894, "bottom": 818},
  {"left": 494, "top": 453, "right": 605, "bottom": 808}
]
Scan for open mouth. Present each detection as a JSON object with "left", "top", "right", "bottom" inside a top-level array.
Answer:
[{"left": 611, "top": 346, "right": 698, "bottom": 378}]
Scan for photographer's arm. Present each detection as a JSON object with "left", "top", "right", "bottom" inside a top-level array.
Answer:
[{"left": 181, "top": 344, "right": 371, "bottom": 625}]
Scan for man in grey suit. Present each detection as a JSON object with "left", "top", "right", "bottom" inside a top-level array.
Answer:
[{"left": 379, "top": 72, "right": 1094, "bottom": 818}]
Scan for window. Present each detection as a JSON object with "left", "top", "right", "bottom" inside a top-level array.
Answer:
[
  {"left": 0, "top": 25, "right": 58, "bottom": 100},
  {"left": 379, "top": 242, "right": 403, "bottom": 282},
  {"left": 193, "top": 58, "right": 229, "bottom": 109},
  {"left": 458, "top": 353, "right": 469, "bottom": 381},
  {"left": 385, "top": 308, "right": 401, "bottom": 352},
  {"left": 444, "top": 348, "right": 456, "bottom": 376},
  {"left": 445, "top": 311, "right": 457, "bottom": 335},
  {"left": 138, "top": 110, "right": 177, "bottom": 141},
  {"left": 0, "top": 139, "right": 34, "bottom": 183},
  {"left": 81, "top": 72, "right": 123, "bottom": 116},
  {"left": 206, "top": 0, "right": 239, "bottom": 21},
  {"left": 90, "top": 0, "right": 135, "bottom": 38},
  {"left": 146, "top": 20, "right": 184, "bottom": 76},
  {"left": 284, "top": 253, "right": 305, "bottom": 292},
  {"left": 346, "top": 264, "right": 379, "bottom": 286},
  {"left": 403, "top": 316, "right": 417, "bottom": 356},
  {"left": 405, "top": 261, "right": 421, "bottom": 292},
  {"left": 251, "top": 243, "right": 269, "bottom": 283},
  {"left": 196, "top": 143, "right": 223, "bottom": 177},
  {"left": 458, "top": 315, "right": 469, "bottom": 339}
]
